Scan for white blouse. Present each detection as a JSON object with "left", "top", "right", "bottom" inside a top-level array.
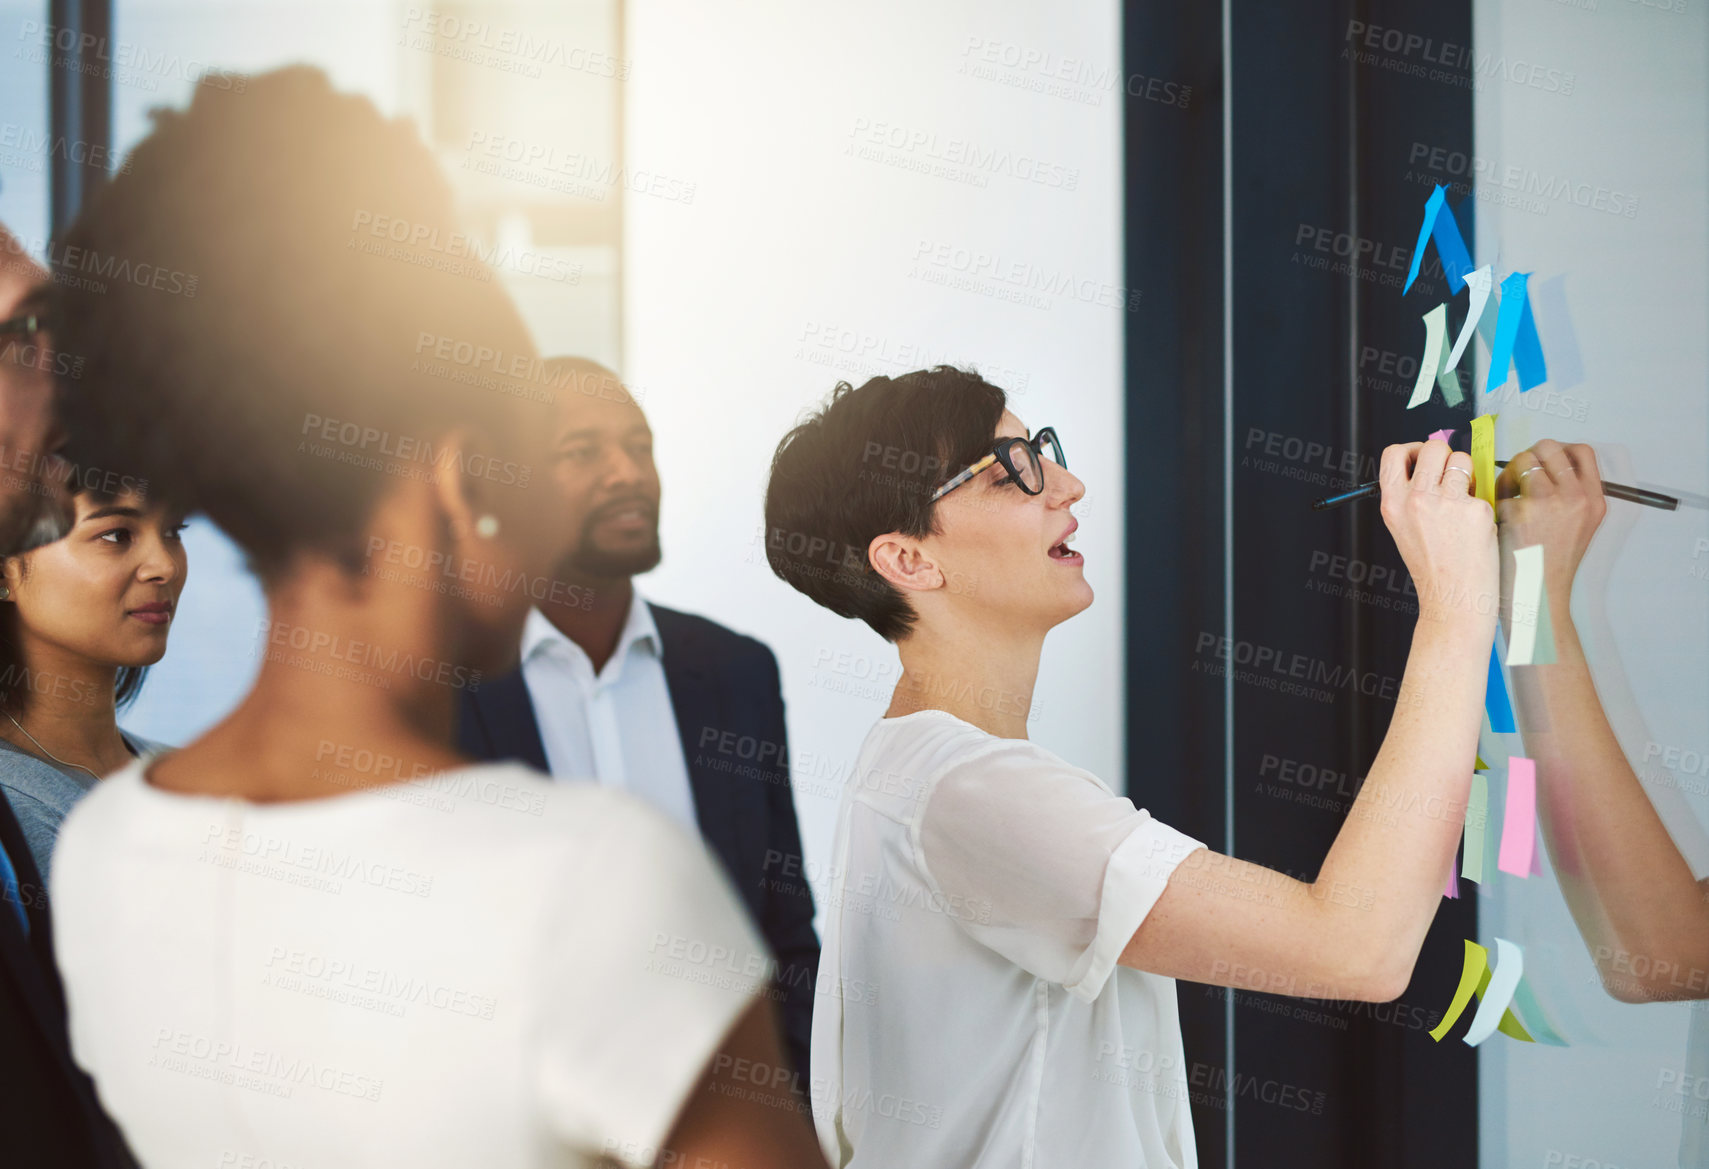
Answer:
[
  {"left": 51, "top": 759, "right": 767, "bottom": 1169},
  {"left": 811, "top": 709, "right": 1207, "bottom": 1169}
]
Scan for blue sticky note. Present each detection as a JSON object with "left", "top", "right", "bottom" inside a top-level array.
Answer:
[
  {"left": 1431, "top": 197, "right": 1475, "bottom": 293},
  {"left": 1486, "top": 642, "right": 1517, "bottom": 734},
  {"left": 1513, "top": 296, "right": 1548, "bottom": 391},
  {"left": 1403, "top": 186, "right": 1446, "bottom": 296},
  {"left": 1486, "top": 273, "right": 1529, "bottom": 393}
]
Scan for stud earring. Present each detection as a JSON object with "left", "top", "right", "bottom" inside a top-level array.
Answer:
[
  {"left": 474, "top": 514, "right": 500, "bottom": 540},
  {"left": 0, "top": 585, "right": 9, "bottom": 600}
]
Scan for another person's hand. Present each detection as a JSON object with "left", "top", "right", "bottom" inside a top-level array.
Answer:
[
  {"left": 1495, "top": 439, "right": 1607, "bottom": 604},
  {"left": 1378, "top": 439, "right": 1497, "bottom": 629}
]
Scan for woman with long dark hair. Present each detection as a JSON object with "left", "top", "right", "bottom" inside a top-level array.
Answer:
[{"left": 0, "top": 483, "right": 183, "bottom": 879}]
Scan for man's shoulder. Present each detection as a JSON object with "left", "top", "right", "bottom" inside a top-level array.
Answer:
[{"left": 647, "top": 601, "right": 778, "bottom": 671}]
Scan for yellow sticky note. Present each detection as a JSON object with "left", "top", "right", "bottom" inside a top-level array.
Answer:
[
  {"left": 1431, "top": 940, "right": 1489, "bottom": 1041},
  {"left": 1471, "top": 413, "right": 1497, "bottom": 513}
]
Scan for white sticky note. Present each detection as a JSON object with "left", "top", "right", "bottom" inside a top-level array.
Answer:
[
  {"left": 1445, "top": 264, "right": 1493, "bottom": 373},
  {"left": 1464, "top": 938, "right": 1525, "bottom": 1046}
]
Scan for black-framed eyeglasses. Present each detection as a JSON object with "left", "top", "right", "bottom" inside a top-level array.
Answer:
[{"left": 930, "top": 426, "right": 1065, "bottom": 502}]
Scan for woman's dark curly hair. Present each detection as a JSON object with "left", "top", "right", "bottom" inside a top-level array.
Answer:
[
  {"left": 49, "top": 66, "right": 545, "bottom": 581},
  {"left": 763, "top": 366, "right": 1007, "bottom": 642}
]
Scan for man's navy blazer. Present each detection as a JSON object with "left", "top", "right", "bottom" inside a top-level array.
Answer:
[
  {"left": 457, "top": 602, "right": 820, "bottom": 1083},
  {"left": 0, "top": 792, "right": 135, "bottom": 1166}
]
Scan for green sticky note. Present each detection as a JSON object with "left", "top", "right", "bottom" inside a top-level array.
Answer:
[
  {"left": 1408, "top": 304, "right": 1461, "bottom": 408},
  {"left": 1462, "top": 774, "right": 1488, "bottom": 884},
  {"left": 1509, "top": 977, "right": 1570, "bottom": 1046}
]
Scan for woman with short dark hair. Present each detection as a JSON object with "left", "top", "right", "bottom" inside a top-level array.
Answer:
[{"left": 766, "top": 367, "right": 1496, "bottom": 1168}]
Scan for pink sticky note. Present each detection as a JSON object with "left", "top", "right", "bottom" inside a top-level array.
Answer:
[
  {"left": 1530, "top": 829, "right": 1544, "bottom": 876},
  {"left": 1498, "top": 757, "right": 1537, "bottom": 877},
  {"left": 1445, "top": 858, "right": 1460, "bottom": 899},
  {"left": 1428, "top": 428, "right": 1455, "bottom": 443}
]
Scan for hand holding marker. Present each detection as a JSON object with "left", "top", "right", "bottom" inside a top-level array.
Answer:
[{"left": 1312, "top": 456, "right": 1678, "bottom": 512}]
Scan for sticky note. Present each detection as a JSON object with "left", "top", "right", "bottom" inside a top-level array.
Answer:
[
  {"left": 1408, "top": 304, "right": 1462, "bottom": 408},
  {"left": 1475, "top": 753, "right": 1488, "bottom": 771},
  {"left": 1486, "top": 273, "right": 1546, "bottom": 393},
  {"left": 1462, "top": 773, "right": 1488, "bottom": 884},
  {"left": 1445, "top": 857, "right": 1460, "bottom": 899},
  {"left": 1402, "top": 187, "right": 1446, "bottom": 296},
  {"left": 1507, "top": 545, "right": 1557, "bottom": 666},
  {"left": 1512, "top": 289, "right": 1548, "bottom": 391},
  {"left": 1435, "top": 195, "right": 1476, "bottom": 291},
  {"left": 1485, "top": 642, "right": 1516, "bottom": 734},
  {"left": 1432, "top": 939, "right": 1537, "bottom": 1044},
  {"left": 1430, "top": 940, "right": 1488, "bottom": 1041},
  {"left": 1403, "top": 186, "right": 1475, "bottom": 296},
  {"left": 1498, "top": 757, "right": 1537, "bottom": 877},
  {"left": 1445, "top": 265, "right": 1493, "bottom": 372},
  {"left": 1428, "top": 428, "right": 1455, "bottom": 443},
  {"left": 1465, "top": 938, "right": 1527, "bottom": 1045},
  {"left": 1471, "top": 413, "right": 1496, "bottom": 512},
  {"left": 1509, "top": 977, "right": 1570, "bottom": 1046}
]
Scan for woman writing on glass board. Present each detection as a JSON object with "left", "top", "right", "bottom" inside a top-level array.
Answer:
[{"left": 764, "top": 366, "right": 1498, "bottom": 1168}]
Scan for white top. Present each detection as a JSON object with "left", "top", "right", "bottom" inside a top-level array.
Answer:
[
  {"left": 51, "top": 758, "right": 766, "bottom": 1169},
  {"left": 520, "top": 596, "right": 699, "bottom": 833},
  {"left": 811, "top": 710, "right": 1207, "bottom": 1169}
]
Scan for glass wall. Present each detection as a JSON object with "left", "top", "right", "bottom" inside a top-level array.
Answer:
[
  {"left": 0, "top": 0, "right": 52, "bottom": 258},
  {"left": 1470, "top": 1, "right": 1709, "bottom": 1163},
  {"left": 102, "top": 0, "right": 626, "bottom": 744}
]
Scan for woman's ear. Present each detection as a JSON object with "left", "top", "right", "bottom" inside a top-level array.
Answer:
[
  {"left": 869, "top": 532, "right": 944, "bottom": 595},
  {"left": 0, "top": 556, "right": 24, "bottom": 601},
  {"left": 429, "top": 426, "right": 496, "bottom": 546}
]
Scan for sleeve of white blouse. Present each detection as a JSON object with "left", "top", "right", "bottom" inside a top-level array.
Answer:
[
  {"left": 533, "top": 790, "right": 770, "bottom": 1168},
  {"left": 917, "top": 743, "right": 1206, "bottom": 1002}
]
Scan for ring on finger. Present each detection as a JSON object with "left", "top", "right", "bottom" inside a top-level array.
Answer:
[
  {"left": 1519, "top": 466, "right": 1543, "bottom": 480},
  {"left": 1443, "top": 466, "right": 1472, "bottom": 488}
]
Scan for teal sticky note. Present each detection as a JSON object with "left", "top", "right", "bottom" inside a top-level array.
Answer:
[
  {"left": 1431, "top": 195, "right": 1475, "bottom": 292},
  {"left": 1513, "top": 295, "right": 1548, "bottom": 391},
  {"left": 1486, "top": 273, "right": 1530, "bottom": 392},
  {"left": 1403, "top": 186, "right": 1446, "bottom": 296}
]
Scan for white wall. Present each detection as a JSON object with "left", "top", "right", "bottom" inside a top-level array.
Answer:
[
  {"left": 1470, "top": 1, "right": 1709, "bottom": 1165},
  {"left": 621, "top": 0, "right": 1128, "bottom": 903}
]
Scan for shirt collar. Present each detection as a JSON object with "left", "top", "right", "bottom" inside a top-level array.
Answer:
[{"left": 521, "top": 589, "right": 661, "bottom": 675}]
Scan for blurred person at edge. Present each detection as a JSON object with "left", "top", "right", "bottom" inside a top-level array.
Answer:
[
  {"left": 43, "top": 67, "right": 825, "bottom": 1169},
  {"left": 0, "top": 222, "right": 76, "bottom": 555},
  {"left": 0, "top": 223, "right": 138, "bottom": 1167},
  {"left": 459, "top": 356, "right": 821, "bottom": 1091},
  {"left": 0, "top": 483, "right": 187, "bottom": 880},
  {"left": 765, "top": 368, "right": 1496, "bottom": 1168},
  {"left": 1491, "top": 440, "right": 1709, "bottom": 1168}
]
